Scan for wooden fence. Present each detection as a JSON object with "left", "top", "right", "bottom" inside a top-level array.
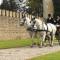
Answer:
[
  {"left": 0, "top": 9, "right": 33, "bottom": 19},
  {"left": 0, "top": 9, "right": 42, "bottom": 20}
]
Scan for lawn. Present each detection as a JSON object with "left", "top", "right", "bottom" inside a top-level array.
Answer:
[
  {"left": 0, "top": 38, "right": 39, "bottom": 49},
  {"left": 0, "top": 39, "right": 32, "bottom": 49},
  {"left": 0, "top": 35, "right": 59, "bottom": 49},
  {"left": 29, "top": 51, "right": 60, "bottom": 60}
]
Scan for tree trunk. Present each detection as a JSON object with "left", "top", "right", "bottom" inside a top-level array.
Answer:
[{"left": 43, "top": 0, "right": 54, "bottom": 18}]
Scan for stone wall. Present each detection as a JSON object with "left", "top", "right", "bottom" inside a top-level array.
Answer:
[
  {"left": 0, "top": 9, "right": 40, "bottom": 40},
  {"left": 0, "top": 13, "right": 31, "bottom": 40}
]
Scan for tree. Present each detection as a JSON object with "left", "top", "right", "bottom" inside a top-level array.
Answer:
[
  {"left": 0, "top": 0, "right": 17, "bottom": 11},
  {"left": 9, "top": 0, "right": 17, "bottom": 11},
  {"left": 0, "top": 0, "right": 10, "bottom": 10},
  {"left": 27, "top": 0, "right": 43, "bottom": 16}
]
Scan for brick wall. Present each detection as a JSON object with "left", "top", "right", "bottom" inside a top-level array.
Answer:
[{"left": 0, "top": 16, "right": 31, "bottom": 40}]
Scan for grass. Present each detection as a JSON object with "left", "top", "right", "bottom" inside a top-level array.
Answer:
[
  {"left": 29, "top": 51, "right": 60, "bottom": 60},
  {"left": 0, "top": 38, "right": 40, "bottom": 49},
  {"left": 0, "top": 39, "right": 32, "bottom": 49},
  {"left": 0, "top": 35, "right": 59, "bottom": 49}
]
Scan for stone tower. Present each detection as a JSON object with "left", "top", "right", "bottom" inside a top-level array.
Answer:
[{"left": 43, "top": 0, "right": 54, "bottom": 18}]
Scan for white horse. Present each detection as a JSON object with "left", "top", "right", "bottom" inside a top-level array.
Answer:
[
  {"left": 20, "top": 16, "right": 57, "bottom": 47},
  {"left": 33, "top": 18, "right": 57, "bottom": 47},
  {"left": 20, "top": 16, "right": 39, "bottom": 47}
]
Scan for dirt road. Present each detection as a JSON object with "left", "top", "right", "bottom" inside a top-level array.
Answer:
[{"left": 0, "top": 46, "right": 60, "bottom": 60}]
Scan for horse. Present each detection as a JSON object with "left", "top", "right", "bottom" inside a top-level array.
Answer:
[
  {"left": 20, "top": 16, "right": 38, "bottom": 47},
  {"left": 20, "top": 16, "right": 57, "bottom": 47},
  {"left": 32, "top": 18, "right": 57, "bottom": 47}
]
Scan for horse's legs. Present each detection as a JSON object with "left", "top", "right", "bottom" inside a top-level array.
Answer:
[
  {"left": 28, "top": 31, "right": 34, "bottom": 47},
  {"left": 48, "top": 34, "right": 51, "bottom": 46},
  {"left": 39, "top": 31, "right": 46, "bottom": 47},
  {"left": 29, "top": 31, "right": 33, "bottom": 38},
  {"left": 50, "top": 33, "right": 55, "bottom": 46},
  {"left": 46, "top": 32, "right": 51, "bottom": 46},
  {"left": 30, "top": 31, "right": 37, "bottom": 47}
]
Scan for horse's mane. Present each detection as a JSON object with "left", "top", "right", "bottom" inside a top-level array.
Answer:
[
  {"left": 35, "top": 18, "right": 45, "bottom": 24},
  {"left": 25, "top": 16, "right": 45, "bottom": 24},
  {"left": 25, "top": 17, "right": 31, "bottom": 22}
]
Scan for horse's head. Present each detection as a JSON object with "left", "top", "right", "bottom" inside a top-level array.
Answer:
[
  {"left": 30, "top": 18, "right": 37, "bottom": 30},
  {"left": 20, "top": 16, "right": 26, "bottom": 26},
  {"left": 20, "top": 16, "right": 32, "bottom": 27},
  {"left": 30, "top": 18, "right": 44, "bottom": 30}
]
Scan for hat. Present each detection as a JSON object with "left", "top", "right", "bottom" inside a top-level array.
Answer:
[{"left": 48, "top": 14, "right": 51, "bottom": 17}]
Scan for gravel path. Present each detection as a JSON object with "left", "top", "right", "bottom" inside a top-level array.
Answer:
[{"left": 0, "top": 46, "right": 60, "bottom": 60}]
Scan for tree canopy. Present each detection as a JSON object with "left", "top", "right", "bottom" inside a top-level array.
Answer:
[
  {"left": 0, "top": 0, "right": 17, "bottom": 11},
  {"left": 27, "top": 0, "right": 43, "bottom": 16}
]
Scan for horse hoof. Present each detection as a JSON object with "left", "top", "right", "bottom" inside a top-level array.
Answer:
[
  {"left": 39, "top": 46, "right": 42, "bottom": 48},
  {"left": 59, "top": 43, "right": 60, "bottom": 45},
  {"left": 30, "top": 45, "right": 34, "bottom": 48},
  {"left": 37, "top": 44, "right": 42, "bottom": 48},
  {"left": 50, "top": 45, "right": 53, "bottom": 47},
  {"left": 44, "top": 45, "right": 47, "bottom": 47},
  {"left": 33, "top": 43, "right": 36, "bottom": 45},
  {"left": 30, "top": 45, "right": 35, "bottom": 48},
  {"left": 38, "top": 46, "right": 42, "bottom": 48}
]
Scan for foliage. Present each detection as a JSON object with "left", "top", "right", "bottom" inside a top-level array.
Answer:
[
  {"left": 27, "top": 0, "right": 43, "bottom": 16},
  {"left": 9, "top": 0, "right": 17, "bottom": 11},
  {"left": 0, "top": 0, "right": 17, "bottom": 11},
  {"left": 0, "top": 0, "right": 9, "bottom": 10},
  {"left": 53, "top": 0, "right": 60, "bottom": 16}
]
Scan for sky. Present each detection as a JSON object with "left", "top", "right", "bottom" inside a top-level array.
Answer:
[{"left": 0, "top": 0, "right": 3, "bottom": 5}]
